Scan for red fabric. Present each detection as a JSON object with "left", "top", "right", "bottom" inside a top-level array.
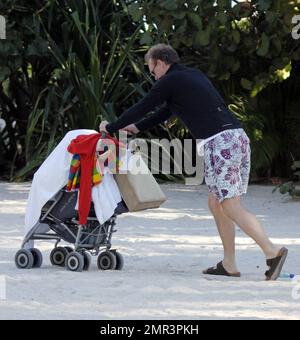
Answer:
[{"left": 67, "top": 133, "right": 123, "bottom": 225}]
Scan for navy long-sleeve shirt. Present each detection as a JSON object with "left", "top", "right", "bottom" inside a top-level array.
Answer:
[{"left": 106, "top": 63, "right": 241, "bottom": 139}]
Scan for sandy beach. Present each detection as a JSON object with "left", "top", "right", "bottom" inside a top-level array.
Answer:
[{"left": 0, "top": 181, "right": 299, "bottom": 320}]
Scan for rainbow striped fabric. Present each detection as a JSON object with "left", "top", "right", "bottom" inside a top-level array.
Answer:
[{"left": 66, "top": 154, "right": 102, "bottom": 191}]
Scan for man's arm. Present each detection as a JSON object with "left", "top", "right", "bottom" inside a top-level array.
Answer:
[
  {"left": 135, "top": 106, "right": 173, "bottom": 132},
  {"left": 106, "top": 77, "right": 171, "bottom": 134}
]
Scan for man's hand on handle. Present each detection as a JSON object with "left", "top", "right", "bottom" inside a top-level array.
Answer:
[
  {"left": 120, "top": 124, "right": 139, "bottom": 135},
  {"left": 99, "top": 121, "right": 109, "bottom": 133},
  {"left": 99, "top": 121, "right": 140, "bottom": 135}
]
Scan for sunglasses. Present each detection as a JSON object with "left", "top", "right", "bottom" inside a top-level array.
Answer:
[{"left": 149, "top": 62, "right": 158, "bottom": 77}]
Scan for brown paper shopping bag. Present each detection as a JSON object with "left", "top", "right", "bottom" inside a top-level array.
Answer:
[{"left": 114, "top": 152, "right": 167, "bottom": 212}]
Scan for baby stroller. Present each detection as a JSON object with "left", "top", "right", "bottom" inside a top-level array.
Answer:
[
  {"left": 15, "top": 189, "right": 129, "bottom": 272},
  {"left": 15, "top": 133, "right": 131, "bottom": 272}
]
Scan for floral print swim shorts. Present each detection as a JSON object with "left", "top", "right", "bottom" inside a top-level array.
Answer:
[{"left": 204, "top": 128, "right": 251, "bottom": 202}]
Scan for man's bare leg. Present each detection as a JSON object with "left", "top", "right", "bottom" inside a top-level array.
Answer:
[
  {"left": 208, "top": 193, "right": 239, "bottom": 273},
  {"left": 221, "top": 196, "right": 280, "bottom": 259}
]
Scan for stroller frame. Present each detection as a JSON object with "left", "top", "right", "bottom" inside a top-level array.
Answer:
[
  {"left": 15, "top": 133, "right": 135, "bottom": 272},
  {"left": 16, "top": 188, "right": 126, "bottom": 272},
  {"left": 22, "top": 189, "right": 117, "bottom": 254}
]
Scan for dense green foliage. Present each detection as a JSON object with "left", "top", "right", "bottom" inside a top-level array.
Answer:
[{"left": 0, "top": 0, "right": 300, "bottom": 181}]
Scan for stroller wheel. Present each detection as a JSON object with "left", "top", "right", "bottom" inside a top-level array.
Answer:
[
  {"left": 114, "top": 251, "right": 124, "bottom": 270},
  {"left": 97, "top": 251, "right": 117, "bottom": 270},
  {"left": 64, "top": 246, "right": 74, "bottom": 253},
  {"left": 30, "top": 248, "right": 43, "bottom": 268},
  {"left": 83, "top": 251, "right": 92, "bottom": 271},
  {"left": 15, "top": 249, "right": 34, "bottom": 269},
  {"left": 65, "top": 252, "right": 84, "bottom": 272},
  {"left": 50, "top": 247, "right": 69, "bottom": 267}
]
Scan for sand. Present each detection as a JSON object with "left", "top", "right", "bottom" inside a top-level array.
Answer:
[{"left": 0, "top": 181, "right": 299, "bottom": 320}]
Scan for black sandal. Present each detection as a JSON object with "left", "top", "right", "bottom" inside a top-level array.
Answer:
[
  {"left": 265, "top": 247, "right": 288, "bottom": 281},
  {"left": 203, "top": 261, "right": 241, "bottom": 277}
]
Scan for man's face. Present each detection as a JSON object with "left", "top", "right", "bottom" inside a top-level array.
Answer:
[{"left": 148, "top": 58, "right": 169, "bottom": 81}]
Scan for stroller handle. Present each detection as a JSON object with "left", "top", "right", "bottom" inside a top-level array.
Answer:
[
  {"left": 100, "top": 131, "right": 136, "bottom": 140},
  {"left": 96, "top": 131, "right": 137, "bottom": 154}
]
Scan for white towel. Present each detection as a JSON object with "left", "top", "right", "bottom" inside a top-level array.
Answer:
[{"left": 24, "top": 129, "right": 125, "bottom": 236}]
